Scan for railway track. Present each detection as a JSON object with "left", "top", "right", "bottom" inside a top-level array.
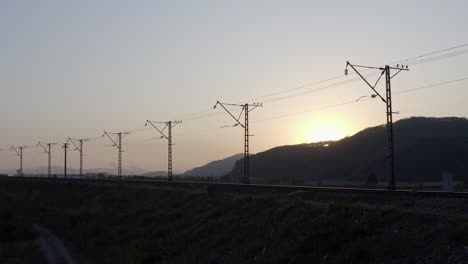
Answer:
[
  {"left": 1, "top": 175, "right": 467, "bottom": 199},
  {"left": 1, "top": 176, "right": 467, "bottom": 214}
]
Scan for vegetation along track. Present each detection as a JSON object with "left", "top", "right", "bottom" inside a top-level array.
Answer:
[
  {"left": 0, "top": 176, "right": 467, "bottom": 263},
  {"left": 2, "top": 176, "right": 467, "bottom": 213}
]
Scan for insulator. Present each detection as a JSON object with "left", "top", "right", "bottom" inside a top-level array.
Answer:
[{"left": 344, "top": 69, "right": 348, "bottom": 76}]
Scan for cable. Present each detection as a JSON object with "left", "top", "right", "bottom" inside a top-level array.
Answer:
[
  {"left": 245, "top": 44, "right": 468, "bottom": 104},
  {"left": 252, "top": 76, "right": 468, "bottom": 123},
  {"left": 161, "top": 76, "right": 468, "bottom": 138},
  {"left": 261, "top": 73, "right": 380, "bottom": 103},
  {"left": 3, "top": 44, "right": 468, "bottom": 154},
  {"left": 407, "top": 49, "right": 468, "bottom": 67},
  {"left": 172, "top": 43, "right": 468, "bottom": 123},
  {"left": 394, "top": 77, "right": 468, "bottom": 95},
  {"left": 127, "top": 127, "right": 152, "bottom": 134},
  {"left": 390, "top": 43, "right": 468, "bottom": 65}
]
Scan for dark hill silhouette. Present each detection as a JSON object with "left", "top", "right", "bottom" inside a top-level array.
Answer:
[
  {"left": 183, "top": 153, "right": 243, "bottom": 177},
  {"left": 224, "top": 117, "right": 468, "bottom": 185}
]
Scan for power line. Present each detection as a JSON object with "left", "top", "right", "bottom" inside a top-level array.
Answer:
[
  {"left": 252, "top": 76, "right": 468, "bottom": 123},
  {"left": 2, "top": 44, "right": 468, "bottom": 176},
  {"left": 394, "top": 77, "right": 468, "bottom": 95},
  {"left": 390, "top": 43, "right": 468, "bottom": 65},
  {"left": 241, "top": 44, "right": 468, "bottom": 106},
  {"left": 173, "top": 43, "right": 468, "bottom": 124},
  {"left": 407, "top": 49, "right": 468, "bottom": 67},
  {"left": 169, "top": 77, "right": 468, "bottom": 143}
]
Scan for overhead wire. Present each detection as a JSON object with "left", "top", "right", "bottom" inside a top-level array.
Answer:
[
  {"left": 2, "top": 43, "right": 468, "bottom": 158},
  {"left": 151, "top": 76, "right": 468, "bottom": 139},
  {"left": 171, "top": 43, "right": 468, "bottom": 123},
  {"left": 389, "top": 43, "right": 468, "bottom": 65},
  {"left": 252, "top": 76, "right": 468, "bottom": 123}
]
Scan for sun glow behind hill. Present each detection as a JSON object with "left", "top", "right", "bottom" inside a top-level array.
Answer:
[{"left": 301, "top": 115, "right": 350, "bottom": 143}]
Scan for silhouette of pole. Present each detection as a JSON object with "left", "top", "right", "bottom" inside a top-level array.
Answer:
[
  {"left": 80, "top": 139, "right": 83, "bottom": 177},
  {"left": 37, "top": 142, "right": 56, "bottom": 178},
  {"left": 63, "top": 142, "right": 69, "bottom": 178},
  {"left": 118, "top": 133, "right": 122, "bottom": 178},
  {"left": 11, "top": 146, "right": 26, "bottom": 176},
  {"left": 145, "top": 120, "right": 182, "bottom": 182},
  {"left": 68, "top": 137, "right": 91, "bottom": 179},
  {"left": 213, "top": 101, "right": 262, "bottom": 184},
  {"left": 168, "top": 122, "right": 172, "bottom": 180},
  {"left": 345, "top": 62, "right": 409, "bottom": 190},
  {"left": 244, "top": 104, "right": 249, "bottom": 182},
  {"left": 103, "top": 131, "right": 130, "bottom": 179}
]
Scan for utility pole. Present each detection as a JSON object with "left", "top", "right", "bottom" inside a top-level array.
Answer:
[
  {"left": 11, "top": 146, "right": 27, "bottom": 176},
  {"left": 37, "top": 142, "right": 56, "bottom": 178},
  {"left": 103, "top": 131, "right": 130, "bottom": 179},
  {"left": 62, "top": 142, "right": 69, "bottom": 178},
  {"left": 145, "top": 120, "right": 182, "bottom": 182},
  {"left": 213, "top": 101, "right": 262, "bottom": 184},
  {"left": 345, "top": 61, "right": 409, "bottom": 190},
  {"left": 68, "top": 138, "right": 90, "bottom": 178}
]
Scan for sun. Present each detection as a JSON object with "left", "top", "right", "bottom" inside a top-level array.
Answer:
[
  {"left": 301, "top": 116, "right": 348, "bottom": 143},
  {"left": 307, "top": 125, "right": 344, "bottom": 143}
]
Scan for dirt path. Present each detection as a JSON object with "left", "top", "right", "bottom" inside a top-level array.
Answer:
[{"left": 33, "top": 224, "right": 77, "bottom": 264}]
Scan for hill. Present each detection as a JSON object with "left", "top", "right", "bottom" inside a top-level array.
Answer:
[
  {"left": 225, "top": 117, "right": 468, "bottom": 185},
  {"left": 183, "top": 153, "right": 243, "bottom": 177}
]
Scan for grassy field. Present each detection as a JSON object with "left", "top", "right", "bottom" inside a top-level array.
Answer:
[
  {"left": 0, "top": 209, "right": 46, "bottom": 264},
  {"left": 0, "top": 180, "right": 467, "bottom": 264}
]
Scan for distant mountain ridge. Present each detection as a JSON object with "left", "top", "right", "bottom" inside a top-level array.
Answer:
[
  {"left": 183, "top": 153, "right": 244, "bottom": 177},
  {"left": 225, "top": 117, "right": 468, "bottom": 184},
  {"left": 0, "top": 166, "right": 147, "bottom": 176},
  {"left": 142, "top": 171, "right": 168, "bottom": 177}
]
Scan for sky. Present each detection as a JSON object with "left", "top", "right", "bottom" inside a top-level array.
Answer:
[{"left": 1, "top": 0, "right": 468, "bottom": 174}]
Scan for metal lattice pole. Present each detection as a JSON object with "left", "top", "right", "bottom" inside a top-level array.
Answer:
[
  {"left": 118, "top": 132, "right": 122, "bottom": 179},
  {"left": 168, "top": 121, "right": 173, "bottom": 181},
  {"left": 48, "top": 144, "right": 51, "bottom": 177},
  {"left": 244, "top": 104, "right": 249, "bottom": 184},
  {"left": 79, "top": 139, "right": 83, "bottom": 178},
  {"left": 103, "top": 131, "right": 129, "bottom": 180},
  {"left": 38, "top": 142, "right": 56, "bottom": 178},
  {"left": 345, "top": 62, "right": 408, "bottom": 190},
  {"left": 214, "top": 101, "right": 262, "bottom": 184},
  {"left": 145, "top": 120, "right": 182, "bottom": 182},
  {"left": 11, "top": 146, "right": 26, "bottom": 176},
  {"left": 19, "top": 147, "right": 23, "bottom": 176},
  {"left": 385, "top": 66, "right": 396, "bottom": 190},
  {"left": 63, "top": 142, "right": 69, "bottom": 178},
  {"left": 68, "top": 137, "right": 91, "bottom": 179}
]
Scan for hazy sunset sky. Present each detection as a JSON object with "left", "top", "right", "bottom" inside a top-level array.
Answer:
[{"left": 1, "top": 0, "right": 467, "bottom": 174}]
